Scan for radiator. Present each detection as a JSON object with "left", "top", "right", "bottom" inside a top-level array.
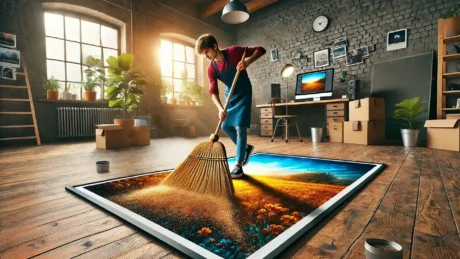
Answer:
[{"left": 57, "top": 107, "right": 122, "bottom": 138}]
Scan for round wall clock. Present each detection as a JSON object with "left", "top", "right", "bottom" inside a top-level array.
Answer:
[{"left": 312, "top": 15, "right": 329, "bottom": 32}]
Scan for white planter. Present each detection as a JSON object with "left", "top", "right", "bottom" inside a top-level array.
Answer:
[{"left": 62, "top": 92, "right": 72, "bottom": 100}]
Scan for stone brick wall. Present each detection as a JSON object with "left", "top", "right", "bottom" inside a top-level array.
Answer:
[{"left": 236, "top": 0, "right": 459, "bottom": 134}]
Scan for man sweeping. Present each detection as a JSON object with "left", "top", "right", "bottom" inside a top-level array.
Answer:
[{"left": 195, "top": 34, "right": 266, "bottom": 179}]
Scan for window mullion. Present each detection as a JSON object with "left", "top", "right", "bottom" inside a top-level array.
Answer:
[
  {"left": 63, "top": 15, "right": 67, "bottom": 88},
  {"left": 79, "top": 17, "right": 83, "bottom": 98}
]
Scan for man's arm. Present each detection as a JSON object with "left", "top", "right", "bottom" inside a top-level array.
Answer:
[{"left": 231, "top": 46, "right": 266, "bottom": 71}]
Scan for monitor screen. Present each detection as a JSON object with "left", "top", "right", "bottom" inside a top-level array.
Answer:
[{"left": 295, "top": 69, "right": 334, "bottom": 100}]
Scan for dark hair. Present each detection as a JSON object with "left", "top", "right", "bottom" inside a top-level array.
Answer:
[{"left": 195, "top": 34, "right": 218, "bottom": 55}]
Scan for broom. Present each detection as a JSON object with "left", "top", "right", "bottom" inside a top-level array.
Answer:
[{"left": 161, "top": 48, "right": 247, "bottom": 198}]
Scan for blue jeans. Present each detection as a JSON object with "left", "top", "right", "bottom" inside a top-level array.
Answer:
[{"left": 222, "top": 126, "right": 247, "bottom": 164}]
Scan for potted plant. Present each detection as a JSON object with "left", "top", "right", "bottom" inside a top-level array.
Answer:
[
  {"left": 42, "top": 76, "right": 60, "bottom": 100},
  {"left": 393, "top": 97, "right": 428, "bottom": 147},
  {"left": 160, "top": 79, "right": 172, "bottom": 104},
  {"left": 105, "top": 53, "right": 147, "bottom": 136},
  {"left": 182, "top": 80, "right": 203, "bottom": 106},
  {"left": 83, "top": 56, "right": 106, "bottom": 101},
  {"left": 62, "top": 83, "right": 73, "bottom": 100}
]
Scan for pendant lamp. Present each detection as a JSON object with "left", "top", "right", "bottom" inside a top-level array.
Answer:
[{"left": 221, "top": 0, "right": 250, "bottom": 24}]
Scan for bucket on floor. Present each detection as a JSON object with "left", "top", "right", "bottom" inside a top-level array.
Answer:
[
  {"left": 96, "top": 161, "right": 110, "bottom": 173},
  {"left": 311, "top": 127, "right": 324, "bottom": 143},
  {"left": 364, "top": 238, "right": 403, "bottom": 259}
]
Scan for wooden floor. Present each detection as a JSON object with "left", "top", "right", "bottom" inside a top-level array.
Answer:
[{"left": 1, "top": 136, "right": 460, "bottom": 259}]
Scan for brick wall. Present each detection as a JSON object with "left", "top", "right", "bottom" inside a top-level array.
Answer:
[{"left": 235, "top": 0, "right": 459, "bottom": 134}]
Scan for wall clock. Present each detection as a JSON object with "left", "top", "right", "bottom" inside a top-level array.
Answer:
[{"left": 312, "top": 15, "right": 329, "bottom": 32}]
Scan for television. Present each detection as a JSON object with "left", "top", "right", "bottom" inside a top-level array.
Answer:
[{"left": 295, "top": 69, "right": 334, "bottom": 101}]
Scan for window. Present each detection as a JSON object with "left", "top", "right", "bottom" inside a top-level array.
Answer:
[
  {"left": 160, "top": 39, "right": 195, "bottom": 100},
  {"left": 44, "top": 11, "right": 120, "bottom": 100}
]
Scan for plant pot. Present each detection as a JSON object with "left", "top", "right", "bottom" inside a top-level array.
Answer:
[
  {"left": 62, "top": 92, "right": 72, "bottom": 100},
  {"left": 161, "top": 96, "right": 168, "bottom": 103},
  {"left": 401, "top": 129, "right": 419, "bottom": 147},
  {"left": 114, "top": 118, "right": 135, "bottom": 137},
  {"left": 83, "top": 91, "right": 97, "bottom": 101},
  {"left": 170, "top": 98, "right": 177, "bottom": 105},
  {"left": 47, "top": 90, "right": 59, "bottom": 100}
]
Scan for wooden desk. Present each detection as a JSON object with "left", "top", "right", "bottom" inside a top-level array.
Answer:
[{"left": 256, "top": 98, "right": 349, "bottom": 138}]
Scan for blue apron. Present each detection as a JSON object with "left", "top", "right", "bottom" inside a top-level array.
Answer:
[{"left": 212, "top": 51, "right": 252, "bottom": 128}]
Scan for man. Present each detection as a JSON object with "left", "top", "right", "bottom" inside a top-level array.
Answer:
[{"left": 195, "top": 34, "right": 266, "bottom": 179}]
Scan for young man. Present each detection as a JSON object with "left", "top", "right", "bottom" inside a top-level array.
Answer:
[{"left": 195, "top": 34, "right": 266, "bottom": 179}]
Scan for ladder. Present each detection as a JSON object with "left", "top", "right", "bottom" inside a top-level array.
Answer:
[{"left": 0, "top": 59, "right": 41, "bottom": 145}]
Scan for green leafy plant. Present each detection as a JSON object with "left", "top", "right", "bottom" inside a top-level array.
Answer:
[
  {"left": 42, "top": 76, "right": 60, "bottom": 91},
  {"left": 64, "top": 83, "right": 72, "bottom": 93},
  {"left": 105, "top": 53, "right": 147, "bottom": 119},
  {"left": 160, "top": 79, "right": 173, "bottom": 98},
  {"left": 393, "top": 97, "right": 428, "bottom": 130},
  {"left": 83, "top": 56, "right": 106, "bottom": 91},
  {"left": 182, "top": 80, "right": 203, "bottom": 103}
]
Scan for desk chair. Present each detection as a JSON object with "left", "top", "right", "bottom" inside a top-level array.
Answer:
[{"left": 270, "top": 98, "right": 303, "bottom": 143}]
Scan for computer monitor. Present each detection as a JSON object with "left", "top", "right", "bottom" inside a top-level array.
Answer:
[{"left": 294, "top": 69, "right": 334, "bottom": 101}]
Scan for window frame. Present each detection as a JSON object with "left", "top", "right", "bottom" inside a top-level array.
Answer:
[
  {"left": 160, "top": 37, "right": 196, "bottom": 100},
  {"left": 43, "top": 9, "right": 121, "bottom": 100}
]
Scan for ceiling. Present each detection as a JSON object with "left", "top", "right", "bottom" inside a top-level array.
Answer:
[{"left": 157, "top": 0, "right": 278, "bottom": 19}]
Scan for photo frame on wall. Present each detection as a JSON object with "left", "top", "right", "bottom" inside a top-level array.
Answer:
[
  {"left": 361, "top": 46, "right": 369, "bottom": 58},
  {"left": 0, "top": 47, "right": 20, "bottom": 68},
  {"left": 314, "top": 49, "right": 329, "bottom": 68},
  {"left": 346, "top": 49, "right": 364, "bottom": 66},
  {"left": 0, "top": 32, "right": 16, "bottom": 49},
  {"left": 332, "top": 46, "right": 347, "bottom": 60},
  {"left": 2, "top": 67, "right": 16, "bottom": 80},
  {"left": 387, "top": 29, "right": 407, "bottom": 51},
  {"left": 270, "top": 49, "right": 278, "bottom": 62}
]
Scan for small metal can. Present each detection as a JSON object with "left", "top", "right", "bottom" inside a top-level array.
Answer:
[
  {"left": 96, "top": 161, "right": 110, "bottom": 173},
  {"left": 364, "top": 238, "right": 403, "bottom": 259}
]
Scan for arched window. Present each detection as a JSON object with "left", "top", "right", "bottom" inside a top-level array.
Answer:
[
  {"left": 44, "top": 11, "right": 120, "bottom": 100},
  {"left": 160, "top": 38, "right": 195, "bottom": 100}
]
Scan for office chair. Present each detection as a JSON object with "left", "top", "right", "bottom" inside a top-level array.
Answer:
[{"left": 270, "top": 97, "right": 303, "bottom": 143}]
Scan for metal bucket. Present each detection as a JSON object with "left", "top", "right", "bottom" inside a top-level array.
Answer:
[
  {"left": 135, "top": 116, "right": 151, "bottom": 127},
  {"left": 401, "top": 129, "right": 419, "bottom": 147},
  {"left": 311, "top": 127, "right": 323, "bottom": 143},
  {"left": 364, "top": 238, "right": 403, "bottom": 259}
]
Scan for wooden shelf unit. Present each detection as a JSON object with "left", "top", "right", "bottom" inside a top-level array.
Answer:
[{"left": 437, "top": 16, "right": 460, "bottom": 119}]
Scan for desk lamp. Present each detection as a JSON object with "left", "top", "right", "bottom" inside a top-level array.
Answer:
[
  {"left": 222, "top": 0, "right": 249, "bottom": 24},
  {"left": 281, "top": 64, "right": 294, "bottom": 114}
]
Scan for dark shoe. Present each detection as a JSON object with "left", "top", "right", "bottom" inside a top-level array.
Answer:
[
  {"left": 242, "top": 144, "right": 254, "bottom": 166},
  {"left": 230, "top": 165, "right": 244, "bottom": 179}
]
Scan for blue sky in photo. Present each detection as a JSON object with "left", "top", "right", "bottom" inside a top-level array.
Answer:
[{"left": 228, "top": 153, "right": 377, "bottom": 180}]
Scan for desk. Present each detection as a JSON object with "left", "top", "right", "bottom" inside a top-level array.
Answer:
[{"left": 256, "top": 98, "right": 349, "bottom": 138}]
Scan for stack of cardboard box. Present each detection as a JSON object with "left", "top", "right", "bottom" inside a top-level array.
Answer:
[
  {"left": 424, "top": 114, "right": 460, "bottom": 151},
  {"left": 344, "top": 97, "right": 386, "bottom": 145},
  {"left": 95, "top": 124, "right": 150, "bottom": 149}
]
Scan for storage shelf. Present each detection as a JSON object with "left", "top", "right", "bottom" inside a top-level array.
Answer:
[
  {"left": 0, "top": 112, "right": 32, "bottom": 115},
  {"left": 443, "top": 35, "right": 460, "bottom": 43},
  {"left": 442, "top": 108, "right": 460, "bottom": 111},
  {"left": 0, "top": 98, "right": 29, "bottom": 102},
  {"left": 443, "top": 53, "right": 460, "bottom": 61},
  {"left": 0, "top": 85, "right": 27, "bottom": 89},
  {"left": 443, "top": 90, "right": 460, "bottom": 94},
  {"left": 443, "top": 72, "right": 460, "bottom": 78},
  {"left": 38, "top": 99, "right": 108, "bottom": 104}
]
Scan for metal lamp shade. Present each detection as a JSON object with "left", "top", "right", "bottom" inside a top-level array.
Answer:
[
  {"left": 281, "top": 64, "right": 294, "bottom": 78},
  {"left": 221, "top": 0, "right": 249, "bottom": 24}
]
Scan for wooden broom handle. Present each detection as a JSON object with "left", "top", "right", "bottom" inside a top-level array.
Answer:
[{"left": 214, "top": 48, "right": 247, "bottom": 135}]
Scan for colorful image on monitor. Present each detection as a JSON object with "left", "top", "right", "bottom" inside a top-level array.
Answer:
[{"left": 300, "top": 71, "right": 326, "bottom": 93}]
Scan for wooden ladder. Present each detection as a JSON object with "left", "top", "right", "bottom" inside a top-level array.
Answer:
[{"left": 0, "top": 59, "right": 41, "bottom": 145}]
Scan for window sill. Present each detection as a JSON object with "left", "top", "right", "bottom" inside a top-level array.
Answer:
[{"left": 38, "top": 99, "right": 109, "bottom": 104}]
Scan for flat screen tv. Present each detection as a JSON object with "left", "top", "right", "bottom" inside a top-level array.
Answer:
[{"left": 295, "top": 69, "right": 334, "bottom": 101}]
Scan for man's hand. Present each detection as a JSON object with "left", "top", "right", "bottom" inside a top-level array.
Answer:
[
  {"left": 218, "top": 108, "right": 227, "bottom": 121},
  {"left": 237, "top": 60, "right": 249, "bottom": 71}
]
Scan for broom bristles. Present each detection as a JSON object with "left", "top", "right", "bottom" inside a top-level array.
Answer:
[{"left": 161, "top": 139, "right": 235, "bottom": 198}]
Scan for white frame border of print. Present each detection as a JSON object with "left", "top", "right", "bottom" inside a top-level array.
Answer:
[
  {"left": 332, "top": 46, "right": 347, "bottom": 60},
  {"left": 314, "top": 49, "right": 330, "bottom": 68},
  {"left": 0, "top": 32, "right": 16, "bottom": 49},
  {"left": 65, "top": 152, "right": 385, "bottom": 259},
  {"left": 0, "top": 47, "right": 20, "bottom": 68},
  {"left": 387, "top": 29, "right": 407, "bottom": 51},
  {"left": 270, "top": 48, "right": 279, "bottom": 62},
  {"left": 2, "top": 67, "right": 16, "bottom": 80}
]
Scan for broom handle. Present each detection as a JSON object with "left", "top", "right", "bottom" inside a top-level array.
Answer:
[{"left": 214, "top": 48, "right": 247, "bottom": 135}]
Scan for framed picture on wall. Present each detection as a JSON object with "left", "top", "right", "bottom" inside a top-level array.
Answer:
[
  {"left": 387, "top": 29, "right": 407, "bottom": 51},
  {"left": 314, "top": 49, "right": 329, "bottom": 68},
  {"left": 270, "top": 49, "right": 278, "bottom": 62},
  {"left": 0, "top": 32, "right": 16, "bottom": 49},
  {"left": 332, "top": 46, "right": 347, "bottom": 60}
]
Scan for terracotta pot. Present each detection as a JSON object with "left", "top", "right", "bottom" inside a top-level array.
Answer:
[
  {"left": 47, "top": 90, "right": 59, "bottom": 100},
  {"left": 114, "top": 119, "right": 135, "bottom": 137},
  {"left": 83, "top": 91, "right": 97, "bottom": 101}
]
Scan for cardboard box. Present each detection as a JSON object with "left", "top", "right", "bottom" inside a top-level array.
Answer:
[
  {"left": 344, "top": 120, "right": 385, "bottom": 145},
  {"left": 424, "top": 119, "right": 460, "bottom": 151},
  {"left": 349, "top": 97, "right": 385, "bottom": 121},
  {"left": 130, "top": 126, "right": 150, "bottom": 146},
  {"left": 328, "top": 122, "right": 343, "bottom": 143},
  {"left": 95, "top": 124, "right": 130, "bottom": 149}
]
